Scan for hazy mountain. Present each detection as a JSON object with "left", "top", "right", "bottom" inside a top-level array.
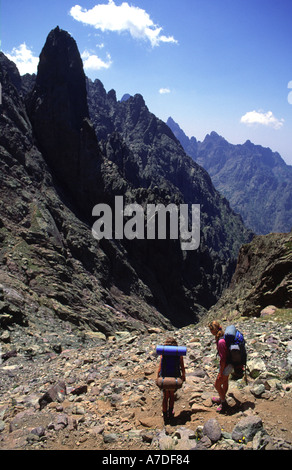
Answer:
[{"left": 167, "top": 117, "right": 292, "bottom": 235}]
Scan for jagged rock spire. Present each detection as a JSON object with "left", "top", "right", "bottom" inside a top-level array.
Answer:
[{"left": 28, "top": 27, "right": 100, "bottom": 213}]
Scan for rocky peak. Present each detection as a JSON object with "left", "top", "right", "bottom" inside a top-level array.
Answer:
[
  {"left": 201, "top": 131, "right": 229, "bottom": 149},
  {"left": 0, "top": 52, "right": 22, "bottom": 92},
  {"left": 0, "top": 53, "right": 34, "bottom": 155},
  {"left": 107, "top": 89, "right": 117, "bottom": 103},
  {"left": 27, "top": 27, "right": 101, "bottom": 214},
  {"left": 33, "top": 26, "right": 89, "bottom": 129},
  {"left": 166, "top": 117, "right": 196, "bottom": 152},
  {"left": 120, "top": 93, "right": 132, "bottom": 102}
]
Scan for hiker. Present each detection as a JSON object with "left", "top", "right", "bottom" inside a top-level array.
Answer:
[
  {"left": 208, "top": 320, "right": 233, "bottom": 413},
  {"left": 156, "top": 337, "right": 186, "bottom": 423}
]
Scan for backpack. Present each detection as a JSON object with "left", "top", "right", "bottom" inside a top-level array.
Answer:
[
  {"left": 156, "top": 345, "right": 187, "bottom": 390},
  {"left": 161, "top": 355, "right": 181, "bottom": 378},
  {"left": 224, "top": 325, "right": 247, "bottom": 369}
]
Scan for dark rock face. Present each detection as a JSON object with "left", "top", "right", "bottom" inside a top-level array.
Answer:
[
  {"left": 167, "top": 118, "right": 292, "bottom": 235},
  {"left": 27, "top": 27, "right": 103, "bottom": 215},
  {"left": 0, "top": 27, "right": 252, "bottom": 352},
  {"left": 208, "top": 231, "right": 292, "bottom": 317},
  {"left": 87, "top": 80, "right": 253, "bottom": 324}
]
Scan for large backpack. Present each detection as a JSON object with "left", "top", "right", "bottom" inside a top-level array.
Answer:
[
  {"left": 156, "top": 345, "right": 187, "bottom": 390},
  {"left": 161, "top": 355, "right": 181, "bottom": 378},
  {"left": 224, "top": 325, "right": 247, "bottom": 376}
]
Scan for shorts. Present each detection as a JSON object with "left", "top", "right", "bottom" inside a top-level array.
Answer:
[{"left": 222, "top": 364, "right": 234, "bottom": 376}]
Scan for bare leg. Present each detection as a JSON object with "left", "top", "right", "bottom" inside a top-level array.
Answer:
[
  {"left": 162, "top": 391, "right": 169, "bottom": 412},
  {"left": 215, "top": 375, "right": 229, "bottom": 402}
]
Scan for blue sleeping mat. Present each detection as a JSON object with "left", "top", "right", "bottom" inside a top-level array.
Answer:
[{"left": 156, "top": 345, "right": 187, "bottom": 356}]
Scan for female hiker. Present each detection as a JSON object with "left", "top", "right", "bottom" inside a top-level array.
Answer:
[
  {"left": 208, "top": 320, "right": 233, "bottom": 413},
  {"left": 156, "top": 337, "right": 186, "bottom": 423}
]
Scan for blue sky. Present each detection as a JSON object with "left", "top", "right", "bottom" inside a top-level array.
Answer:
[{"left": 1, "top": 0, "right": 292, "bottom": 164}]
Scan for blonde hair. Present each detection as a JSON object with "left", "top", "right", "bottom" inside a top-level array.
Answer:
[{"left": 208, "top": 320, "right": 224, "bottom": 343}]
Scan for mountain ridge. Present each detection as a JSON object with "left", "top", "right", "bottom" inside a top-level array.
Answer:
[{"left": 167, "top": 117, "right": 292, "bottom": 235}]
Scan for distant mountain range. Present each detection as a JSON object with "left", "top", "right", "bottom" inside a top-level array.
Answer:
[{"left": 167, "top": 117, "right": 292, "bottom": 235}]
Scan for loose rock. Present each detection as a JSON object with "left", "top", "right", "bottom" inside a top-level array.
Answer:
[{"left": 0, "top": 318, "right": 291, "bottom": 451}]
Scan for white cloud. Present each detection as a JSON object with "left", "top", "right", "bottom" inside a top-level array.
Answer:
[
  {"left": 6, "top": 43, "right": 39, "bottom": 75},
  {"left": 159, "top": 88, "right": 171, "bottom": 94},
  {"left": 288, "top": 81, "right": 292, "bottom": 105},
  {"left": 81, "top": 50, "right": 112, "bottom": 70},
  {"left": 240, "top": 110, "right": 284, "bottom": 130},
  {"left": 70, "top": 1, "right": 178, "bottom": 47}
]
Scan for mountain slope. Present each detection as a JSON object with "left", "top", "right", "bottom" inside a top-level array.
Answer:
[
  {"left": 207, "top": 230, "right": 292, "bottom": 318},
  {"left": 0, "top": 33, "right": 173, "bottom": 351},
  {"left": 0, "top": 28, "right": 252, "bottom": 354},
  {"left": 167, "top": 117, "right": 292, "bottom": 235}
]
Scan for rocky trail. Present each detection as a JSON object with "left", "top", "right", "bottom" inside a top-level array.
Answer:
[{"left": 0, "top": 316, "right": 292, "bottom": 451}]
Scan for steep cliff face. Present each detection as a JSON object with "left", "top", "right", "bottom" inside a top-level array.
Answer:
[
  {"left": 208, "top": 231, "right": 292, "bottom": 318},
  {"left": 167, "top": 118, "right": 292, "bottom": 235},
  {"left": 87, "top": 79, "right": 253, "bottom": 321},
  {"left": 0, "top": 27, "right": 252, "bottom": 351}
]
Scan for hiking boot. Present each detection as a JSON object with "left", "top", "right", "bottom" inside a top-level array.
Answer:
[
  {"left": 168, "top": 408, "right": 174, "bottom": 420},
  {"left": 163, "top": 411, "right": 169, "bottom": 424},
  {"left": 216, "top": 401, "right": 228, "bottom": 413}
]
